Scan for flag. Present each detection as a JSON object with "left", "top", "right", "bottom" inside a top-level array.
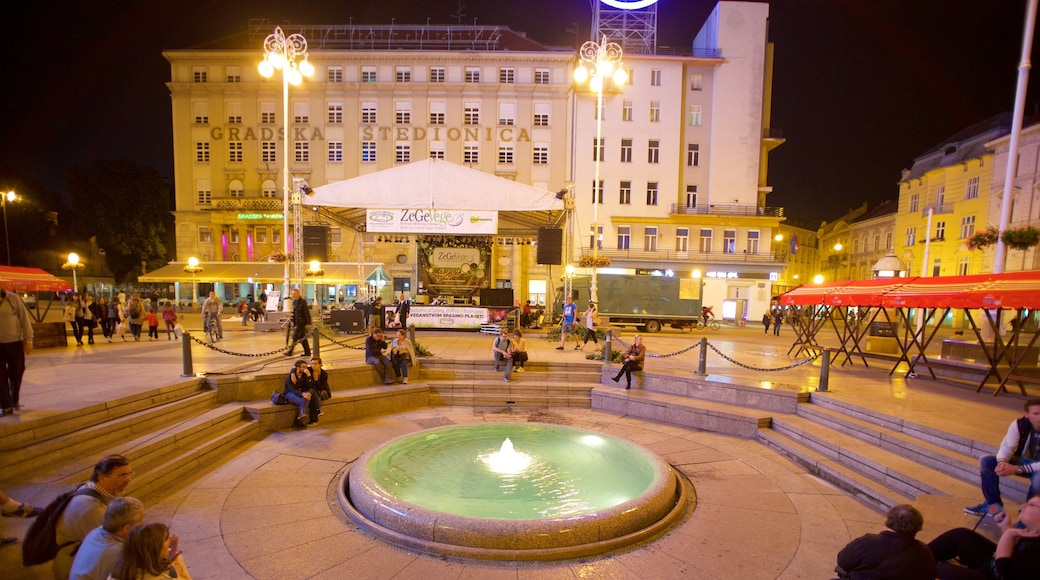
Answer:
[{"left": 790, "top": 234, "right": 800, "bottom": 255}]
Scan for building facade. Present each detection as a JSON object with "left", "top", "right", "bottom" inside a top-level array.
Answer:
[{"left": 163, "top": 1, "right": 783, "bottom": 318}]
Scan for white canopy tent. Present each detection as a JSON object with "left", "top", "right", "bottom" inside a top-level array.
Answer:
[{"left": 304, "top": 158, "right": 564, "bottom": 213}]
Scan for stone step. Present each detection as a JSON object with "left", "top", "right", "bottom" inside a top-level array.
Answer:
[
  {"left": 605, "top": 368, "right": 809, "bottom": 413},
  {"left": 803, "top": 397, "right": 1030, "bottom": 504},
  {"left": 769, "top": 414, "right": 981, "bottom": 501},
  {"left": 0, "top": 379, "right": 206, "bottom": 451},
  {"left": 245, "top": 384, "right": 431, "bottom": 430},
  {"left": 591, "top": 386, "right": 773, "bottom": 438},
  {"left": 757, "top": 428, "right": 915, "bottom": 513},
  {"left": 13, "top": 404, "right": 254, "bottom": 487},
  {"left": 0, "top": 389, "right": 220, "bottom": 479},
  {"left": 129, "top": 419, "right": 261, "bottom": 502},
  {"left": 427, "top": 380, "right": 595, "bottom": 408}
]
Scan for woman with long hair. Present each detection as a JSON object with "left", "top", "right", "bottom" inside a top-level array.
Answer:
[{"left": 110, "top": 522, "right": 190, "bottom": 580}]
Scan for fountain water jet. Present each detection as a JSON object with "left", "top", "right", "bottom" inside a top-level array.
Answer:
[{"left": 340, "top": 423, "right": 689, "bottom": 561}]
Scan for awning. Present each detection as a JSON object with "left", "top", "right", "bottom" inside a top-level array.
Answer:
[
  {"left": 781, "top": 272, "right": 1040, "bottom": 310},
  {"left": 139, "top": 262, "right": 383, "bottom": 285},
  {"left": 0, "top": 266, "right": 72, "bottom": 293}
]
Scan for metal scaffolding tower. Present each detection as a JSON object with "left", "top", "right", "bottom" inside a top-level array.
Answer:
[{"left": 592, "top": 1, "right": 657, "bottom": 55}]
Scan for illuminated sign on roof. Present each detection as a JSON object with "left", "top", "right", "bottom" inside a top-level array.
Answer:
[{"left": 600, "top": 0, "right": 661, "bottom": 9}]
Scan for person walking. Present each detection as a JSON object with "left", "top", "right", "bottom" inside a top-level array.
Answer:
[
  {"left": 0, "top": 285, "right": 33, "bottom": 415},
  {"left": 106, "top": 296, "right": 121, "bottom": 343},
  {"left": 285, "top": 288, "right": 312, "bottom": 357},
  {"left": 126, "top": 293, "right": 146, "bottom": 341},
  {"left": 82, "top": 293, "right": 99, "bottom": 345},
  {"left": 762, "top": 311, "right": 771, "bottom": 334},
  {"left": 67, "top": 293, "right": 84, "bottom": 346},
  {"left": 162, "top": 301, "right": 178, "bottom": 340},
  {"left": 772, "top": 309, "right": 782, "bottom": 336},
  {"left": 556, "top": 296, "right": 579, "bottom": 350},
  {"left": 580, "top": 301, "right": 599, "bottom": 350}
]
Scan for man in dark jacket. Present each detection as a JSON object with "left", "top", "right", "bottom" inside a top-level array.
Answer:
[
  {"left": 836, "top": 504, "right": 936, "bottom": 579},
  {"left": 285, "top": 288, "right": 312, "bottom": 357}
]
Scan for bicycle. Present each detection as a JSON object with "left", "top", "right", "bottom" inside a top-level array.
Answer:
[
  {"left": 203, "top": 313, "right": 221, "bottom": 343},
  {"left": 696, "top": 318, "right": 721, "bottom": 331}
]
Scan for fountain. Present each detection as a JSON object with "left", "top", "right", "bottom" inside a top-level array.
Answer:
[{"left": 340, "top": 423, "right": 689, "bottom": 560}]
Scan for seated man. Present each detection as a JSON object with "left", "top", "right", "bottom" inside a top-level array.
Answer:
[
  {"left": 835, "top": 504, "right": 935, "bottom": 579},
  {"left": 491, "top": 330, "right": 513, "bottom": 381},
  {"left": 965, "top": 398, "right": 1040, "bottom": 518},
  {"left": 68, "top": 497, "right": 144, "bottom": 580},
  {"left": 930, "top": 496, "right": 1040, "bottom": 579},
  {"left": 54, "top": 455, "right": 134, "bottom": 580},
  {"left": 365, "top": 328, "right": 394, "bottom": 384},
  {"left": 283, "top": 360, "right": 320, "bottom": 427}
]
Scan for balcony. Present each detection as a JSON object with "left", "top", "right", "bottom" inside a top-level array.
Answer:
[
  {"left": 670, "top": 203, "right": 784, "bottom": 217},
  {"left": 581, "top": 247, "right": 780, "bottom": 264}
]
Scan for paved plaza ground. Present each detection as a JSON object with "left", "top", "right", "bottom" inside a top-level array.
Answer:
[{"left": 0, "top": 316, "right": 1033, "bottom": 578}]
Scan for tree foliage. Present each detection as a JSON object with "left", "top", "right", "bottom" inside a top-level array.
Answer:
[{"left": 65, "top": 160, "right": 174, "bottom": 283}]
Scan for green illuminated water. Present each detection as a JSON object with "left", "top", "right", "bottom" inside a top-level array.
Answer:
[{"left": 364, "top": 423, "right": 664, "bottom": 519}]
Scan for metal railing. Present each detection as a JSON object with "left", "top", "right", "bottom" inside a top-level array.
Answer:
[{"left": 670, "top": 203, "right": 785, "bottom": 217}]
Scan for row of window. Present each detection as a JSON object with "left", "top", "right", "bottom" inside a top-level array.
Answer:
[
  {"left": 903, "top": 215, "right": 976, "bottom": 245},
  {"left": 851, "top": 233, "right": 894, "bottom": 254},
  {"left": 194, "top": 65, "right": 705, "bottom": 91},
  {"left": 194, "top": 100, "right": 703, "bottom": 129},
  {"left": 906, "top": 177, "right": 980, "bottom": 212},
  {"left": 611, "top": 228, "right": 760, "bottom": 254},
  {"left": 194, "top": 225, "right": 345, "bottom": 245},
  {"left": 596, "top": 139, "right": 701, "bottom": 167},
  {"left": 195, "top": 140, "right": 554, "bottom": 166}
]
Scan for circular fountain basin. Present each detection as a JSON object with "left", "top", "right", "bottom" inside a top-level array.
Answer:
[{"left": 341, "top": 423, "right": 687, "bottom": 560}]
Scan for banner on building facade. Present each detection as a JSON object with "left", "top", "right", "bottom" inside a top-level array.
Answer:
[{"left": 367, "top": 209, "right": 498, "bottom": 234}]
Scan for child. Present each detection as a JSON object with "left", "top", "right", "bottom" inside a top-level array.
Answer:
[
  {"left": 162, "top": 301, "right": 178, "bottom": 340},
  {"left": 146, "top": 308, "right": 160, "bottom": 340}
]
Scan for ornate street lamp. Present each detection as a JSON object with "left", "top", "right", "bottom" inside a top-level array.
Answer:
[
  {"left": 183, "top": 257, "right": 203, "bottom": 308},
  {"left": 2, "top": 191, "right": 15, "bottom": 266},
  {"left": 574, "top": 35, "right": 627, "bottom": 303},
  {"left": 62, "top": 252, "right": 84, "bottom": 294},
  {"left": 259, "top": 26, "right": 314, "bottom": 309}
]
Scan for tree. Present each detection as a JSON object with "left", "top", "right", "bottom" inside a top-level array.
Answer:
[{"left": 66, "top": 160, "right": 174, "bottom": 283}]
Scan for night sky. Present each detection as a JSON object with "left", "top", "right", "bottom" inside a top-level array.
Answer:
[{"left": 1, "top": 0, "right": 1038, "bottom": 225}]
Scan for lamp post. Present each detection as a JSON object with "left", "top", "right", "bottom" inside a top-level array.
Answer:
[
  {"left": 183, "top": 257, "right": 203, "bottom": 308},
  {"left": 573, "top": 35, "right": 626, "bottom": 304},
  {"left": 2, "top": 191, "right": 15, "bottom": 266},
  {"left": 62, "top": 253, "right": 84, "bottom": 294},
  {"left": 259, "top": 26, "right": 314, "bottom": 310}
]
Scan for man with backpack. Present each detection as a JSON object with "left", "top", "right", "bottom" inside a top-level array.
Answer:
[
  {"left": 44, "top": 455, "right": 133, "bottom": 579},
  {"left": 965, "top": 398, "right": 1040, "bottom": 519}
]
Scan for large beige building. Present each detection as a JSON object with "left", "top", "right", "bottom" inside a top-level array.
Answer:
[{"left": 162, "top": 1, "right": 784, "bottom": 319}]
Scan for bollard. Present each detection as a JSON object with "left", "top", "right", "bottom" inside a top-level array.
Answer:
[
  {"left": 311, "top": 326, "right": 320, "bottom": 359},
  {"left": 408, "top": 324, "right": 416, "bottom": 344},
  {"left": 697, "top": 337, "right": 707, "bottom": 376},
  {"left": 818, "top": 347, "right": 831, "bottom": 392},
  {"left": 604, "top": 329, "right": 613, "bottom": 362},
  {"left": 181, "top": 331, "right": 194, "bottom": 377}
]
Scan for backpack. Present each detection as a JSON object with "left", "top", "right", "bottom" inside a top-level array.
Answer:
[
  {"left": 22, "top": 486, "right": 103, "bottom": 566},
  {"left": 130, "top": 302, "right": 143, "bottom": 318}
]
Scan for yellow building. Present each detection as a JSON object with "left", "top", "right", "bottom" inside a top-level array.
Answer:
[{"left": 893, "top": 115, "right": 1008, "bottom": 279}]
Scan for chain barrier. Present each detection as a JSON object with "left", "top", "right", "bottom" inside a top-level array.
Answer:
[
  {"left": 611, "top": 333, "right": 820, "bottom": 370},
  {"left": 612, "top": 335, "right": 700, "bottom": 358},
  {"left": 705, "top": 342, "right": 820, "bottom": 371},
  {"left": 317, "top": 327, "right": 365, "bottom": 350},
  {"left": 187, "top": 333, "right": 297, "bottom": 358}
]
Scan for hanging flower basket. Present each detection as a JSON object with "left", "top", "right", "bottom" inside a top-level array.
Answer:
[
  {"left": 966, "top": 227, "right": 999, "bottom": 251},
  {"left": 1001, "top": 226, "right": 1040, "bottom": 251},
  {"left": 578, "top": 255, "right": 611, "bottom": 267}
]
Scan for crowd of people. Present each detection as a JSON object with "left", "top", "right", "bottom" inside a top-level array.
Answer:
[
  {"left": 0, "top": 455, "right": 192, "bottom": 580},
  {"left": 63, "top": 290, "right": 183, "bottom": 345}
]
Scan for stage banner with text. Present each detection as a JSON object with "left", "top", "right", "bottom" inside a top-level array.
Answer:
[{"left": 367, "top": 209, "right": 498, "bottom": 234}]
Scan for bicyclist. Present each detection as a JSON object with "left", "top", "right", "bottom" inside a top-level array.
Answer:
[
  {"left": 701, "top": 305, "right": 714, "bottom": 325},
  {"left": 201, "top": 290, "right": 223, "bottom": 341}
]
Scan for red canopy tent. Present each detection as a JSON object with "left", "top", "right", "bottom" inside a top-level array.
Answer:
[
  {"left": 780, "top": 272, "right": 1040, "bottom": 395},
  {"left": 0, "top": 266, "right": 71, "bottom": 293}
]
